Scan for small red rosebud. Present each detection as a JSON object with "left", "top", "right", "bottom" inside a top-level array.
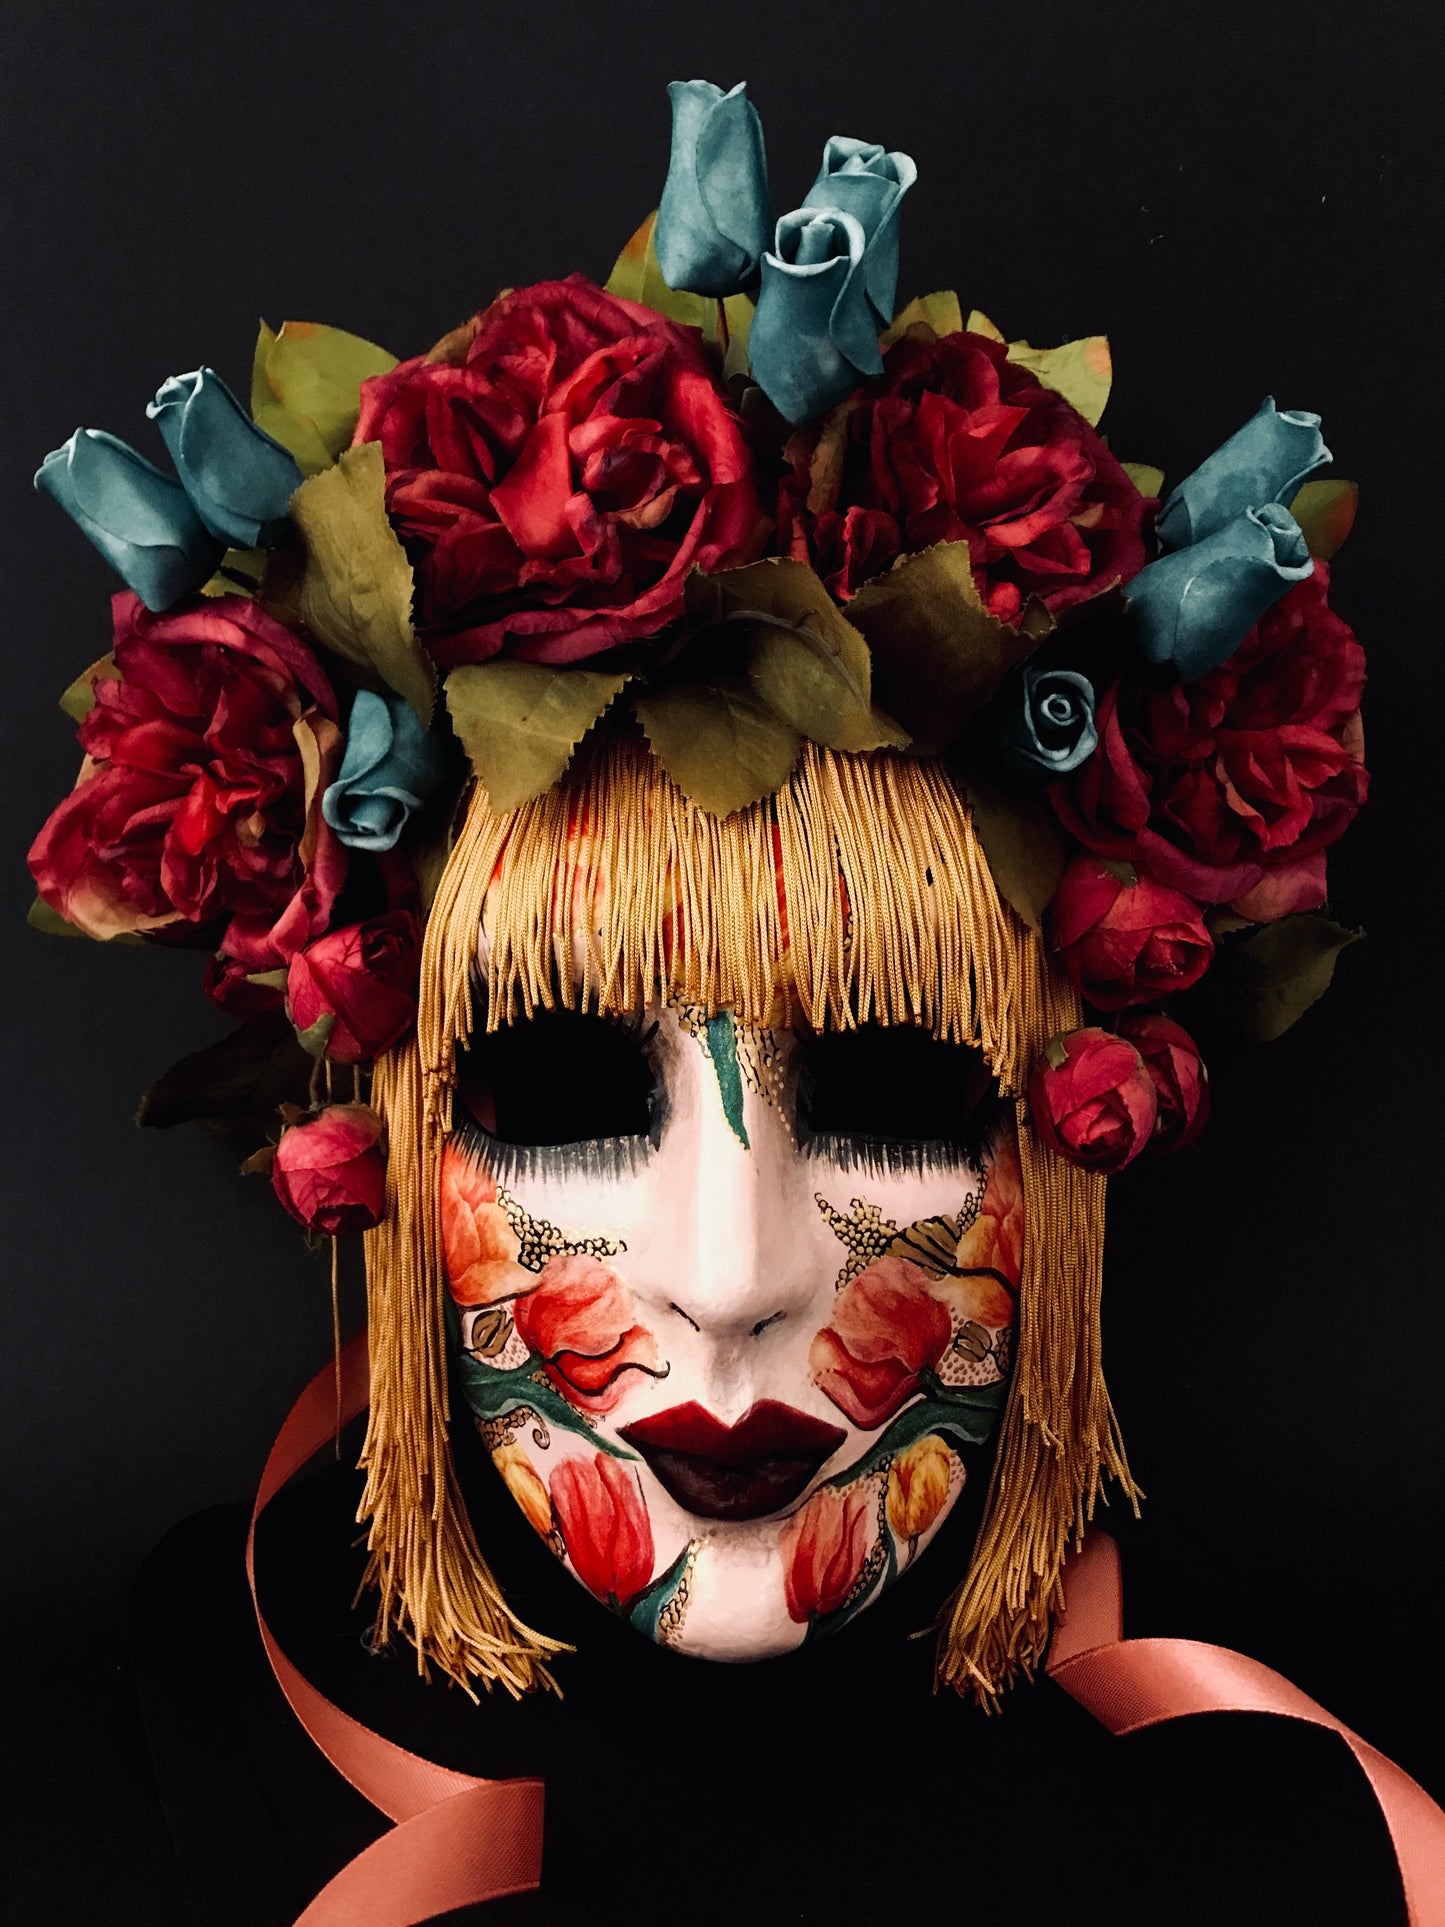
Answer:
[
  {"left": 271, "top": 1102, "right": 387, "bottom": 1235},
  {"left": 1046, "top": 855, "right": 1213, "bottom": 1011},
  {"left": 286, "top": 910, "right": 420, "bottom": 1065},
  {"left": 1118, "top": 1012, "right": 1211, "bottom": 1152},
  {"left": 1029, "top": 1027, "right": 1157, "bottom": 1174}
]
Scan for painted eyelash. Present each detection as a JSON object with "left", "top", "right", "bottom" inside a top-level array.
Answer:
[
  {"left": 798, "top": 1100, "right": 1007, "bottom": 1180},
  {"left": 449, "top": 1092, "right": 658, "bottom": 1186}
]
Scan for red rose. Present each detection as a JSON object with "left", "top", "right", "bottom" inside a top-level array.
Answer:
[
  {"left": 549, "top": 1451, "right": 655, "bottom": 1606},
  {"left": 286, "top": 909, "right": 421, "bottom": 1064},
  {"left": 809, "top": 1257, "right": 952, "bottom": 1430},
  {"left": 29, "top": 592, "right": 345, "bottom": 969},
  {"left": 1046, "top": 855, "right": 1213, "bottom": 1011},
  {"left": 512, "top": 1254, "right": 663, "bottom": 1415},
  {"left": 777, "top": 327, "right": 1147, "bottom": 624},
  {"left": 271, "top": 1102, "right": 387, "bottom": 1235},
  {"left": 780, "top": 1483, "right": 872, "bottom": 1624},
  {"left": 1028, "top": 1028, "right": 1157, "bottom": 1174},
  {"left": 355, "top": 277, "right": 765, "bottom": 667},
  {"left": 1118, "top": 1012, "right": 1211, "bottom": 1152},
  {"left": 1051, "top": 565, "right": 1368, "bottom": 919}
]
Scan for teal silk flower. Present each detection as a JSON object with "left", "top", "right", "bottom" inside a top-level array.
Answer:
[
  {"left": 998, "top": 666, "right": 1098, "bottom": 778},
  {"left": 147, "top": 367, "right": 303, "bottom": 549},
  {"left": 802, "top": 135, "right": 915, "bottom": 329},
  {"left": 655, "top": 79, "right": 769, "bottom": 297},
  {"left": 1155, "top": 398, "right": 1330, "bottom": 550},
  {"left": 321, "top": 690, "right": 448, "bottom": 853},
  {"left": 750, "top": 209, "right": 883, "bottom": 424},
  {"left": 34, "top": 429, "right": 222, "bottom": 611},
  {"left": 1128, "top": 502, "right": 1314, "bottom": 681}
]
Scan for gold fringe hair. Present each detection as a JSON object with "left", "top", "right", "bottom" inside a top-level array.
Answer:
[{"left": 359, "top": 730, "right": 1137, "bottom": 1704}]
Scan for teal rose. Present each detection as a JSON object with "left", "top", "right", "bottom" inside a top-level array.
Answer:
[{"left": 654, "top": 79, "right": 769, "bottom": 297}]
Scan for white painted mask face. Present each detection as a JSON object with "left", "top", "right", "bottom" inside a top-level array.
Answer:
[{"left": 442, "top": 1001, "right": 1022, "bottom": 1659}]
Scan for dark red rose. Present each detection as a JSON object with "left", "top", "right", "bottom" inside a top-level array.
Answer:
[
  {"left": 286, "top": 909, "right": 421, "bottom": 1064},
  {"left": 777, "top": 327, "right": 1147, "bottom": 624},
  {"left": 355, "top": 277, "right": 766, "bottom": 667},
  {"left": 1029, "top": 1028, "right": 1157, "bottom": 1174},
  {"left": 1046, "top": 855, "right": 1213, "bottom": 1011},
  {"left": 1118, "top": 1012, "right": 1210, "bottom": 1152},
  {"left": 29, "top": 592, "right": 345, "bottom": 971},
  {"left": 549, "top": 1452, "right": 654, "bottom": 1606},
  {"left": 271, "top": 1102, "right": 387, "bottom": 1235},
  {"left": 1051, "top": 565, "right": 1368, "bottom": 919},
  {"left": 809, "top": 1257, "right": 952, "bottom": 1430}
]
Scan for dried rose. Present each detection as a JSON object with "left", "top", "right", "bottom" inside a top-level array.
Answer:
[
  {"left": 1118, "top": 1012, "right": 1211, "bottom": 1152},
  {"left": 271, "top": 1102, "right": 386, "bottom": 1235},
  {"left": 1028, "top": 1028, "right": 1157, "bottom": 1175},
  {"left": 1047, "top": 855, "right": 1213, "bottom": 1012},
  {"left": 286, "top": 909, "right": 421, "bottom": 1064}
]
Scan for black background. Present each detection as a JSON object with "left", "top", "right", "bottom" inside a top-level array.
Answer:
[{"left": 2, "top": 2, "right": 1442, "bottom": 1921}]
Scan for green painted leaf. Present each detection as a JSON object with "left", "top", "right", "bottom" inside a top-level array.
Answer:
[
  {"left": 881, "top": 290, "right": 963, "bottom": 348},
  {"left": 251, "top": 320, "right": 397, "bottom": 477},
  {"left": 632, "top": 678, "right": 802, "bottom": 817},
  {"left": 962, "top": 767, "right": 1069, "bottom": 932},
  {"left": 445, "top": 660, "right": 629, "bottom": 813},
  {"left": 454, "top": 1353, "right": 638, "bottom": 1459},
  {"left": 137, "top": 1023, "right": 314, "bottom": 1128},
  {"left": 1121, "top": 462, "right": 1165, "bottom": 500},
  {"left": 847, "top": 543, "right": 1040, "bottom": 755},
  {"left": 820, "top": 1386, "right": 1005, "bottom": 1492},
  {"left": 703, "top": 1013, "right": 749, "bottom": 1150},
  {"left": 58, "top": 653, "right": 117, "bottom": 723},
  {"left": 627, "top": 1542, "right": 696, "bottom": 1640},
  {"left": 282, "top": 442, "right": 435, "bottom": 723},
  {"left": 1194, "top": 913, "right": 1363, "bottom": 1042},
  {"left": 1289, "top": 479, "right": 1358, "bottom": 560}
]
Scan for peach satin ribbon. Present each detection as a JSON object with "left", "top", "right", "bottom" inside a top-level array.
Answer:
[{"left": 253, "top": 1345, "right": 1443, "bottom": 1925}]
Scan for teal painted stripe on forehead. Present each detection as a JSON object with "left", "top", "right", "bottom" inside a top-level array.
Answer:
[{"left": 703, "top": 1013, "right": 750, "bottom": 1151}]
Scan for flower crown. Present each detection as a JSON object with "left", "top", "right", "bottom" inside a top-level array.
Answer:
[{"left": 26, "top": 77, "right": 1367, "bottom": 1227}]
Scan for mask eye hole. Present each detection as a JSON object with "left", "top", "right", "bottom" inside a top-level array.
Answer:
[
  {"left": 455, "top": 1010, "right": 659, "bottom": 1150},
  {"left": 797, "top": 1023, "right": 997, "bottom": 1156}
]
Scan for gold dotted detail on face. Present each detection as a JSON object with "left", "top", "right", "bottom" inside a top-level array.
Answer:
[
  {"left": 814, "top": 1192, "right": 900, "bottom": 1290},
  {"left": 839, "top": 1472, "right": 890, "bottom": 1616},
  {"left": 735, "top": 1024, "right": 793, "bottom": 1132},
  {"left": 476, "top": 1405, "right": 553, "bottom": 1454},
  {"left": 496, "top": 1185, "right": 624, "bottom": 1273},
  {"left": 656, "top": 1540, "right": 699, "bottom": 1647}
]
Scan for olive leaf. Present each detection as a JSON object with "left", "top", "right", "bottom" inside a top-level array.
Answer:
[
  {"left": 632, "top": 678, "right": 803, "bottom": 817},
  {"left": 1289, "top": 479, "right": 1359, "bottom": 561},
  {"left": 446, "top": 660, "right": 630, "bottom": 813},
  {"left": 1121, "top": 462, "right": 1165, "bottom": 499},
  {"left": 251, "top": 320, "right": 397, "bottom": 477},
  {"left": 721, "top": 291, "right": 754, "bottom": 382},
  {"left": 58, "top": 653, "right": 118, "bottom": 723},
  {"left": 281, "top": 442, "right": 435, "bottom": 724},
  {"left": 137, "top": 1023, "right": 314, "bottom": 1129},
  {"left": 1191, "top": 913, "right": 1363, "bottom": 1043},
  {"left": 846, "top": 542, "right": 1040, "bottom": 755},
  {"left": 604, "top": 210, "right": 715, "bottom": 333},
  {"left": 27, "top": 897, "right": 84, "bottom": 938},
  {"left": 881, "top": 290, "right": 963, "bottom": 348},
  {"left": 200, "top": 547, "right": 267, "bottom": 600},
  {"left": 960, "top": 766, "right": 1069, "bottom": 931},
  {"left": 967, "top": 310, "right": 1112, "bottom": 425}
]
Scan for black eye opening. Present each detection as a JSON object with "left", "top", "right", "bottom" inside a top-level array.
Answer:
[
  {"left": 797, "top": 1022, "right": 1000, "bottom": 1168},
  {"left": 454, "top": 1007, "right": 662, "bottom": 1151}
]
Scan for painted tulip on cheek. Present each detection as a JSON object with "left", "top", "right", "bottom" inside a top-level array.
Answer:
[
  {"left": 780, "top": 1482, "right": 872, "bottom": 1624},
  {"left": 1118, "top": 1012, "right": 1211, "bottom": 1152},
  {"left": 1046, "top": 855, "right": 1213, "bottom": 1011},
  {"left": 491, "top": 1441, "right": 553, "bottom": 1539},
  {"left": 886, "top": 1434, "right": 952, "bottom": 1544},
  {"left": 1029, "top": 1029, "right": 1157, "bottom": 1175},
  {"left": 809, "top": 1257, "right": 952, "bottom": 1429},
  {"left": 550, "top": 1452, "right": 654, "bottom": 1606},
  {"left": 513, "top": 1255, "right": 662, "bottom": 1415},
  {"left": 271, "top": 1103, "right": 387, "bottom": 1235}
]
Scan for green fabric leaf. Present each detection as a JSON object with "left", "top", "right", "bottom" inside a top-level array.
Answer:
[
  {"left": 58, "top": 653, "right": 117, "bottom": 722},
  {"left": 633, "top": 678, "right": 802, "bottom": 817},
  {"left": 1122, "top": 462, "right": 1165, "bottom": 499},
  {"left": 847, "top": 542, "right": 1040, "bottom": 755},
  {"left": 1004, "top": 332, "right": 1112, "bottom": 426},
  {"left": 604, "top": 210, "right": 715, "bottom": 331},
  {"left": 1195, "top": 913, "right": 1363, "bottom": 1042},
  {"left": 961, "top": 767, "right": 1069, "bottom": 931},
  {"left": 27, "top": 897, "right": 84, "bottom": 937},
  {"left": 721, "top": 292, "right": 754, "bottom": 382},
  {"left": 282, "top": 443, "right": 435, "bottom": 724},
  {"left": 251, "top": 320, "right": 397, "bottom": 477},
  {"left": 137, "top": 1023, "right": 314, "bottom": 1128},
  {"left": 446, "top": 661, "right": 629, "bottom": 813},
  {"left": 1288, "top": 479, "right": 1359, "bottom": 560},
  {"left": 199, "top": 547, "right": 267, "bottom": 599},
  {"left": 880, "top": 290, "right": 963, "bottom": 348}
]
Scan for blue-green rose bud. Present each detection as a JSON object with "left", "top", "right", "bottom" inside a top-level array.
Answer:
[
  {"left": 147, "top": 367, "right": 304, "bottom": 549},
  {"left": 749, "top": 209, "right": 882, "bottom": 425},
  {"left": 34, "top": 429, "right": 222, "bottom": 611},
  {"left": 802, "top": 135, "right": 916, "bottom": 329},
  {"left": 654, "top": 79, "right": 769, "bottom": 298},
  {"left": 998, "top": 666, "right": 1098, "bottom": 778},
  {"left": 1155, "top": 398, "right": 1330, "bottom": 550},
  {"left": 1128, "top": 502, "right": 1314, "bottom": 681},
  {"left": 321, "top": 690, "right": 449, "bottom": 853}
]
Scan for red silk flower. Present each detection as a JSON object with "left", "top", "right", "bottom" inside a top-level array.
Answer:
[
  {"left": 777, "top": 326, "right": 1146, "bottom": 624},
  {"left": 1029, "top": 1029, "right": 1157, "bottom": 1174},
  {"left": 809, "top": 1257, "right": 952, "bottom": 1430},
  {"left": 780, "top": 1483, "right": 872, "bottom": 1623},
  {"left": 270, "top": 1103, "right": 387, "bottom": 1236},
  {"left": 355, "top": 277, "right": 765, "bottom": 667},
  {"left": 1118, "top": 1012, "right": 1211, "bottom": 1152},
  {"left": 549, "top": 1451, "right": 655, "bottom": 1606},
  {"left": 286, "top": 908, "right": 421, "bottom": 1064},
  {"left": 1046, "top": 855, "right": 1214, "bottom": 1011},
  {"left": 512, "top": 1254, "right": 663, "bottom": 1415}
]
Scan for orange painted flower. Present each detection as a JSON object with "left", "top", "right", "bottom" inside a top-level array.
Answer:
[
  {"left": 940, "top": 1128, "right": 1024, "bottom": 1328},
  {"left": 885, "top": 1434, "right": 952, "bottom": 1543},
  {"left": 513, "top": 1254, "right": 663, "bottom": 1415},
  {"left": 491, "top": 1441, "right": 553, "bottom": 1538},
  {"left": 780, "top": 1482, "right": 872, "bottom": 1623},
  {"left": 439, "top": 1142, "right": 532, "bottom": 1307},
  {"left": 550, "top": 1451, "right": 654, "bottom": 1605},
  {"left": 810, "top": 1257, "right": 952, "bottom": 1429}
]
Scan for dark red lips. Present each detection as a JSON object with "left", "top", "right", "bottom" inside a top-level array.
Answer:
[{"left": 618, "top": 1401, "right": 847, "bottom": 1522}]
